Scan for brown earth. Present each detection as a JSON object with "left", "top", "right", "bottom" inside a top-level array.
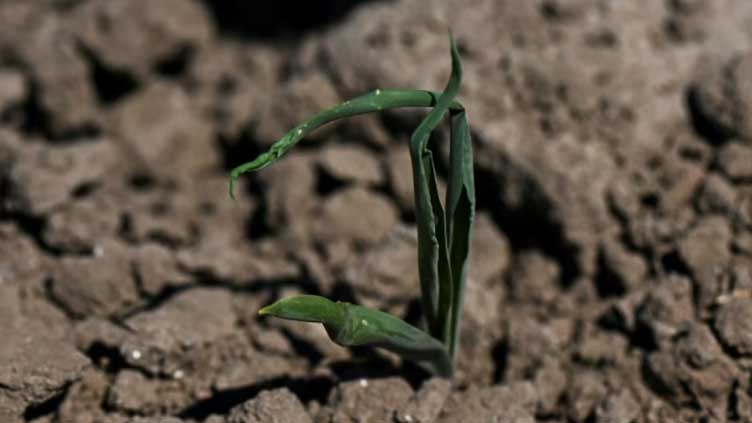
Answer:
[{"left": 2, "top": 0, "right": 752, "bottom": 422}]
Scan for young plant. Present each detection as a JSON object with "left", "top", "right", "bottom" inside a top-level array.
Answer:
[{"left": 229, "top": 34, "right": 475, "bottom": 377}]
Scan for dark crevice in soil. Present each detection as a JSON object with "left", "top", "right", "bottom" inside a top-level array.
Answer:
[
  {"left": 640, "top": 192, "right": 660, "bottom": 209},
  {"left": 122, "top": 276, "right": 310, "bottom": 322},
  {"left": 178, "top": 375, "right": 334, "bottom": 420},
  {"left": 15, "top": 78, "right": 49, "bottom": 138},
  {"left": 154, "top": 44, "right": 194, "bottom": 78},
  {"left": 9, "top": 59, "right": 100, "bottom": 140},
  {"left": 328, "top": 281, "right": 359, "bottom": 303},
  {"left": 537, "top": 413, "right": 568, "bottom": 423},
  {"left": 640, "top": 356, "right": 674, "bottom": 401},
  {"left": 643, "top": 364, "right": 704, "bottom": 413},
  {"left": 686, "top": 88, "right": 731, "bottom": 145},
  {"left": 492, "top": 338, "right": 509, "bottom": 383},
  {"left": 117, "top": 213, "right": 134, "bottom": 243},
  {"left": 1, "top": 102, "right": 25, "bottom": 127},
  {"left": 120, "top": 283, "right": 198, "bottom": 321},
  {"left": 127, "top": 171, "right": 158, "bottom": 192},
  {"left": 43, "top": 277, "right": 85, "bottom": 321},
  {"left": 119, "top": 213, "right": 200, "bottom": 250},
  {"left": 5, "top": 212, "right": 75, "bottom": 257},
  {"left": 396, "top": 203, "right": 417, "bottom": 224},
  {"left": 401, "top": 298, "right": 424, "bottom": 329},
  {"left": 279, "top": 328, "right": 325, "bottom": 365},
  {"left": 727, "top": 380, "right": 742, "bottom": 422},
  {"left": 23, "top": 386, "right": 68, "bottom": 422},
  {"left": 660, "top": 249, "right": 691, "bottom": 277},
  {"left": 217, "top": 132, "right": 273, "bottom": 240},
  {"left": 201, "top": 0, "right": 388, "bottom": 40},
  {"left": 218, "top": 129, "right": 269, "bottom": 173},
  {"left": 71, "top": 180, "right": 100, "bottom": 199},
  {"left": 246, "top": 197, "right": 273, "bottom": 240},
  {"left": 146, "top": 230, "right": 199, "bottom": 250},
  {"left": 86, "top": 342, "right": 130, "bottom": 374},
  {"left": 474, "top": 162, "right": 581, "bottom": 288},
  {"left": 315, "top": 164, "right": 348, "bottom": 196},
  {"left": 630, "top": 313, "right": 660, "bottom": 352},
  {"left": 583, "top": 411, "right": 598, "bottom": 423},
  {"left": 49, "top": 0, "right": 85, "bottom": 13},
  {"left": 399, "top": 360, "right": 436, "bottom": 390},
  {"left": 594, "top": 250, "right": 627, "bottom": 298},
  {"left": 596, "top": 306, "right": 633, "bottom": 338},
  {"left": 328, "top": 354, "right": 407, "bottom": 382},
  {"left": 708, "top": 318, "right": 743, "bottom": 361},
  {"left": 79, "top": 44, "right": 139, "bottom": 105}
]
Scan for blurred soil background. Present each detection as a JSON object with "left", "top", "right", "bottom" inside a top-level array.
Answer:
[{"left": 2, "top": 0, "right": 752, "bottom": 422}]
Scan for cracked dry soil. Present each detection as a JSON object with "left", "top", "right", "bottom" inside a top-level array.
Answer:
[{"left": 3, "top": 0, "right": 752, "bottom": 422}]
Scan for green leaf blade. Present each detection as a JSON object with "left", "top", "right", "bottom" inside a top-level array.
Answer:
[
  {"left": 425, "top": 154, "right": 453, "bottom": 345},
  {"left": 259, "top": 295, "right": 452, "bottom": 376},
  {"left": 408, "top": 33, "right": 463, "bottom": 341},
  {"left": 258, "top": 294, "right": 344, "bottom": 323},
  {"left": 446, "top": 109, "right": 476, "bottom": 360},
  {"left": 228, "top": 89, "right": 463, "bottom": 199}
]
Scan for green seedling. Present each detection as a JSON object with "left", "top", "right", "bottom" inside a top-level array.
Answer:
[{"left": 229, "top": 34, "right": 475, "bottom": 377}]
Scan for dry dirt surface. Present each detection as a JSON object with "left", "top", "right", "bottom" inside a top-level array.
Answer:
[{"left": 2, "top": 0, "right": 752, "bottom": 422}]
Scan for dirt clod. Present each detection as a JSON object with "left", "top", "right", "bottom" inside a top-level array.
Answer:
[
  {"left": 593, "top": 389, "right": 641, "bottom": 423},
  {"left": 395, "top": 378, "right": 451, "bottom": 423},
  {"left": 324, "top": 377, "right": 413, "bottom": 422},
  {"left": 227, "top": 388, "right": 312, "bottom": 423},
  {"left": 318, "top": 143, "right": 384, "bottom": 186},
  {"left": 715, "top": 298, "right": 752, "bottom": 355},
  {"left": 4, "top": 138, "right": 117, "bottom": 214},
  {"left": 123, "top": 288, "right": 237, "bottom": 374},
  {"left": 314, "top": 186, "right": 399, "bottom": 245},
  {"left": 439, "top": 382, "right": 537, "bottom": 422},
  {"left": 0, "top": 68, "right": 25, "bottom": 114},
  {"left": 50, "top": 239, "right": 140, "bottom": 318},
  {"left": 0, "top": 317, "right": 90, "bottom": 421},
  {"left": 72, "top": 0, "right": 212, "bottom": 78},
  {"left": 692, "top": 50, "right": 752, "bottom": 142}
]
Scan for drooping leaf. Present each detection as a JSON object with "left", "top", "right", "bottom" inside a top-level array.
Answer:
[
  {"left": 260, "top": 295, "right": 452, "bottom": 376},
  {"left": 228, "top": 89, "right": 463, "bottom": 199}
]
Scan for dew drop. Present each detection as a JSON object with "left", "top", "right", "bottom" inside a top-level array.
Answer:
[
  {"left": 375, "top": 89, "right": 382, "bottom": 96},
  {"left": 131, "top": 350, "right": 142, "bottom": 360},
  {"left": 359, "top": 378, "right": 368, "bottom": 388}
]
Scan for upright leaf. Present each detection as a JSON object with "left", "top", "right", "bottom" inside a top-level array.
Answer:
[
  {"left": 446, "top": 109, "right": 475, "bottom": 359},
  {"left": 408, "top": 34, "right": 463, "bottom": 339}
]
